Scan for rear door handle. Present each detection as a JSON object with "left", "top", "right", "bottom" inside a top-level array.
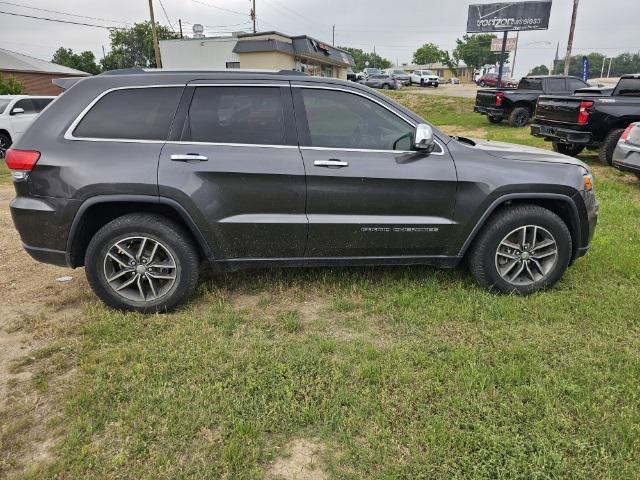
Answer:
[
  {"left": 314, "top": 159, "right": 349, "bottom": 168},
  {"left": 170, "top": 153, "right": 208, "bottom": 162}
]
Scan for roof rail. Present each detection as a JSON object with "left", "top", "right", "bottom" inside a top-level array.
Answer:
[{"left": 99, "top": 67, "right": 308, "bottom": 76}]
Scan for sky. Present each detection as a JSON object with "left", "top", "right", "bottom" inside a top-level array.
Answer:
[{"left": 0, "top": 0, "right": 638, "bottom": 78}]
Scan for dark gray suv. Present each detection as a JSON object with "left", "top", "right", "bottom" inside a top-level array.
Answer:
[{"left": 7, "top": 69, "right": 599, "bottom": 312}]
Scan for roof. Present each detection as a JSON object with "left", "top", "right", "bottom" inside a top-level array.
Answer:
[
  {"left": 0, "top": 48, "right": 90, "bottom": 76},
  {"left": 231, "top": 31, "right": 354, "bottom": 67},
  {"left": 621, "top": 73, "right": 640, "bottom": 79}
]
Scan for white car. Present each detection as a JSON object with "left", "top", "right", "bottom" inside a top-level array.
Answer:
[
  {"left": 409, "top": 70, "right": 439, "bottom": 88},
  {"left": 0, "top": 95, "right": 55, "bottom": 157}
]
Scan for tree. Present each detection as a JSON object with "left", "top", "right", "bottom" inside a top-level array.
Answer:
[
  {"left": 412, "top": 43, "right": 447, "bottom": 65},
  {"left": 100, "top": 21, "right": 179, "bottom": 71},
  {"left": 528, "top": 64, "right": 549, "bottom": 75},
  {"left": 338, "top": 47, "right": 392, "bottom": 72},
  {"left": 0, "top": 74, "right": 23, "bottom": 94},
  {"left": 52, "top": 47, "right": 101, "bottom": 75},
  {"left": 453, "top": 34, "right": 500, "bottom": 70}
]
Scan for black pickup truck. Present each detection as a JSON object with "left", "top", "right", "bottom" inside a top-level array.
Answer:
[
  {"left": 474, "top": 75, "right": 590, "bottom": 127},
  {"left": 531, "top": 74, "right": 640, "bottom": 163}
]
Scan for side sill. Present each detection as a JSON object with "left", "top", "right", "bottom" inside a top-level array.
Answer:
[{"left": 213, "top": 255, "right": 462, "bottom": 272}]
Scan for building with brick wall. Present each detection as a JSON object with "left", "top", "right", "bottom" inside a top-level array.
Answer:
[{"left": 0, "top": 48, "right": 89, "bottom": 95}]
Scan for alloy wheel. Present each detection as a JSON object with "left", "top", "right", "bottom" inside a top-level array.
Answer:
[
  {"left": 494, "top": 225, "right": 558, "bottom": 286},
  {"left": 103, "top": 236, "right": 177, "bottom": 302},
  {"left": 0, "top": 137, "right": 7, "bottom": 158}
]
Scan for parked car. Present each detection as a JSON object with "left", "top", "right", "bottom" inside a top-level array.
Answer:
[
  {"left": 447, "top": 78, "right": 460, "bottom": 84},
  {"left": 385, "top": 69, "right": 411, "bottom": 85},
  {"left": 409, "top": 70, "right": 439, "bottom": 87},
  {"left": 532, "top": 73, "right": 640, "bottom": 163},
  {"left": 357, "top": 68, "right": 383, "bottom": 81},
  {"left": 6, "top": 68, "right": 598, "bottom": 311},
  {"left": 613, "top": 122, "right": 640, "bottom": 179},
  {"left": 363, "top": 73, "right": 401, "bottom": 90},
  {"left": 476, "top": 73, "right": 518, "bottom": 88},
  {"left": 0, "top": 95, "right": 55, "bottom": 157},
  {"left": 475, "top": 75, "right": 590, "bottom": 127}
]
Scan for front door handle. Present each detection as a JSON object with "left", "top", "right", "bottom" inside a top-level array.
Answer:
[
  {"left": 314, "top": 159, "right": 349, "bottom": 168},
  {"left": 171, "top": 153, "right": 208, "bottom": 162}
]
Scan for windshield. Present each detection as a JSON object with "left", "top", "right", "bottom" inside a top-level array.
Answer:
[
  {"left": 518, "top": 78, "right": 543, "bottom": 90},
  {"left": 614, "top": 78, "right": 640, "bottom": 96},
  {"left": 0, "top": 99, "right": 10, "bottom": 114},
  {"left": 392, "top": 70, "right": 405, "bottom": 75}
]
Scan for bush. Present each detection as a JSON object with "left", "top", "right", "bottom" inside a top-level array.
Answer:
[{"left": 0, "top": 74, "right": 24, "bottom": 94}]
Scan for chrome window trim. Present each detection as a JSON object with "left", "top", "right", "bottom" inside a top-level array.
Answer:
[
  {"left": 63, "top": 84, "right": 186, "bottom": 142},
  {"left": 292, "top": 84, "right": 445, "bottom": 156},
  {"left": 166, "top": 141, "right": 298, "bottom": 149}
]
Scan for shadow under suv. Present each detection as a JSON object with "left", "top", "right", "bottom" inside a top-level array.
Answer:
[{"left": 7, "top": 69, "right": 599, "bottom": 312}]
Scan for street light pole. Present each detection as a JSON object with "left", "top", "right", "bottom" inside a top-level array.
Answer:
[{"left": 564, "top": 0, "right": 579, "bottom": 76}]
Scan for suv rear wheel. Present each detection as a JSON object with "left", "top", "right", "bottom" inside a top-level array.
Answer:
[
  {"left": 85, "top": 213, "right": 199, "bottom": 312},
  {"left": 468, "top": 205, "right": 572, "bottom": 294},
  {"left": 488, "top": 115, "right": 503, "bottom": 124}
]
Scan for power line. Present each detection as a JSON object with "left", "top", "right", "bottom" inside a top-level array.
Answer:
[
  {"left": 188, "top": 0, "right": 247, "bottom": 17},
  {"left": 157, "top": 0, "right": 175, "bottom": 32},
  {"left": 0, "top": 0, "right": 125, "bottom": 24},
  {"left": 0, "top": 10, "right": 123, "bottom": 29}
]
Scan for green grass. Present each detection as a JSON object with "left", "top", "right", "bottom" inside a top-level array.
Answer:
[
  {"left": 17, "top": 95, "right": 640, "bottom": 479},
  {"left": 0, "top": 159, "right": 11, "bottom": 185}
]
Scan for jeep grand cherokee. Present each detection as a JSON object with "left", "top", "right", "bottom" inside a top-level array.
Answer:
[{"left": 6, "top": 69, "right": 599, "bottom": 312}]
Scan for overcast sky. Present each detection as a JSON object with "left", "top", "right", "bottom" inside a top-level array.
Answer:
[{"left": 0, "top": 0, "right": 638, "bottom": 77}]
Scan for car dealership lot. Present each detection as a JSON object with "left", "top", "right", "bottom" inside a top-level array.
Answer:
[{"left": 1, "top": 93, "right": 639, "bottom": 479}]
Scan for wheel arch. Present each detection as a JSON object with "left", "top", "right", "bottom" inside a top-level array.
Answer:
[
  {"left": 458, "top": 193, "right": 582, "bottom": 263},
  {"left": 66, "top": 195, "right": 214, "bottom": 268}
]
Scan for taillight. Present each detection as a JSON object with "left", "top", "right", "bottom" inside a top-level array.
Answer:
[
  {"left": 5, "top": 148, "right": 40, "bottom": 180},
  {"left": 620, "top": 123, "right": 634, "bottom": 141},
  {"left": 496, "top": 92, "right": 504, "bottom": 107},
  {"left": 577, "top": 101, "right": 593, "bottom": 125}
]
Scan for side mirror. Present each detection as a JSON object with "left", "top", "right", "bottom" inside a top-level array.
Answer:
[
  {"left": 11, "top": 107, "right": 25, "bottom": 115},
  {"left": 414, "top": 124, "right": 436, "bottom": 152}
]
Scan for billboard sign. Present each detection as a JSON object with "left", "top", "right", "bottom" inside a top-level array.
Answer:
[
  {"left": 490, "top": 36, "right": 518, "bottom": 52},
  {"left": 467, "top": 1, "right": 552, "bottom": 32}
]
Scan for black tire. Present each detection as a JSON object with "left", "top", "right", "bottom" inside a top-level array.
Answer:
[
  {"left": 552, "top": 142, "right": 585, "bottom": 157},
  {"left": 382, "top": 83, "right": 390, "bottom": 90},
  {"left": 433, "top": 83, "right": 439, "bottom": 88},
  {"left": 488, "top": 115, "right": 504, "bottom": 124},
  {"left": 0, "top": 132, "right": 11, "bottom": 158},
  {"left": 598, "top": 128, "right": 625, "bottom": 165},
  {"left": 85, "top": 213, "right": 200, "bottom": 312},
  {"left": 508, "top": 107, "right": 530, "bottom": 128},
  {"left": 420, "top": 79, "right": 425, "bottom": 87},
  {"left": 467, "top": 204, "right": 572, "bottom": 295},
  {"left": 409, "top": 79, "right": 413, "bottom": 86}
]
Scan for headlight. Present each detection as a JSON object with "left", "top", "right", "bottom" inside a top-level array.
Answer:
[{"left": 583, "top": 173, "right": 594, "bottom": 192}]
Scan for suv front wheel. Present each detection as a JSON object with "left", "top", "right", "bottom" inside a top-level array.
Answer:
[
  {"left": 468, "top": 205, "right": 572, "bottom": 294},
  {"left": 85, "top": 213, "right": 200, "bottom": 312}
]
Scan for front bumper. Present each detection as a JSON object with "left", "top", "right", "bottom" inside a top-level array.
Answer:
[
  {"left": 531, "top": 124, "right": 594, "bottom": 145},
  {"left": 574, "top": 189, "right": 599, "bottom": 260}
]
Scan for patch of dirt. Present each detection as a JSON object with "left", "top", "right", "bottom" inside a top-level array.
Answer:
[
  {"left": 267, "top": 438, "right": 327, "bottom": 480},
  {"left": 0, "top": 184, "right": 87, "bottom": 478}
]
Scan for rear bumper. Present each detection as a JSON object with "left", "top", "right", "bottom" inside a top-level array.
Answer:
[
  {"left": 22, "top": 243, "right": 69, "bottom": 267},
  {"left": 531, "top": 124, "right": 594, "bottom": 144},
  {"left": 474, "top": 105, "right": 504, "bottom": 117}
]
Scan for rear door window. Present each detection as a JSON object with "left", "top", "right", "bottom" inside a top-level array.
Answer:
[
  {"left": 32, "top": 98, "right": 53, "bottom": 112},
  {"left": 72, "top": 87, "right": 182, "bottom": 140},
  {"left": 182, "top": 86, "right": 287, "bottom": 145},
  {"left": 567, "top": 78, "right": 588, "bottom": 92},
  {"left": 518, "top": 78, "right": 543, "bottom": 90}
]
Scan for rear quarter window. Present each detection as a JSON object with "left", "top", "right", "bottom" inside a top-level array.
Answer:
[
  {"left": 72, "top": 86, "right": 182, "bottom": 140},
  {"left": 614, "top": 78, "right": 640, "bottom": 96}
]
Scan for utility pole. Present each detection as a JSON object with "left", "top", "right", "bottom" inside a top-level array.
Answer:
[
  {"left": 607, "top": 57, "right": 613, "bottom": 77},
  {"left": 600, "top": 56, "right": 606, "bottom": 78},
  {"left": 148, "top": 0, "right": 162, "bottom": 68},
  {"left": 511, "top": 31, "right": 520, "bottom": 79},
  {"left": 251, "top": 0, "right": 256, "bottom": 33},
  {"left": 563, "top": 0, "right": 579, "bottom": 76},
  {"left": 496, "top": 31, "right": 508, "bottom": 87},
  {"left": 332, "top": 25, "right": 335, "bottom": 46},
  {"left": 178, "top": 19, "right": 183, "bottom": 39}
]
